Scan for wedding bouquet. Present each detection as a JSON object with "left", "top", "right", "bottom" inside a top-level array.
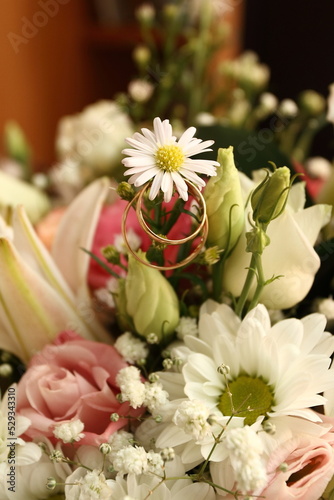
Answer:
[{"left": 1, "top": 116, "right": 334, "bottom": 500}]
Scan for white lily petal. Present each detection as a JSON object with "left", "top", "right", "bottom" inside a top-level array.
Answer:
[{"left": 0, "top": 238, "right": 98, "bottom": 362}]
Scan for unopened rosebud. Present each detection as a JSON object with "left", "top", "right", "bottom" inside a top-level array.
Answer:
[
  {"left": 102, "top": 245, "right": 121, "bottom": 265},
  {"left": 262, "top": 421, "right": 276, "bottom": 435},
  {"left": 251, "top": 166, "right": 291, "bottom": 225},
  {"left": 299, "top": 89, "right": 326, "bottom": 116},
  {"left": 116, "top": 182, "right": 136, "bottom": 201},
  {"left": 46, "top": 477, "right": 57, "bottom": 490},
  {"left": 204, "top": 147, "right": 244, "bottom": 252},
  {"left": 125, "top": 252, "right": 180, "bottom": 340},
  {"left": 99, "top": 443, "right": 112, "bottom": 455}
]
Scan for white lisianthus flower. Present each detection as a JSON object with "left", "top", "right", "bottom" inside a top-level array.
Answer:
[
  {"left": 223, "top": 176, "right": 331, "bottom": 309},
  {"left": 122, "top": 117, "right": 218, "bottom": 203}
]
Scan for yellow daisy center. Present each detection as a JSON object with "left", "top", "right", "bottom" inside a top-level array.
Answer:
[
  {"left": 155, "top": 145, "right": 185, "bottom": 172},
  {"left": 218, "top": 375, "right": 274, "bottom": 425}
]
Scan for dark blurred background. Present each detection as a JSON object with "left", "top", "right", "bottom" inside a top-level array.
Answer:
[{"left": 0, "top": 1, "right": 332, "bottom": 167}]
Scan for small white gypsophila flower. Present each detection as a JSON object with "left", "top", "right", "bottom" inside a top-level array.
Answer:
[
  {"left": 146, "top": 450, "right": 165, "bottom": 474},
  {"left": 173, "top": 400, "right": 212, "bottom": 442},
  {"left": 327, "top": 83, "right": 334, "bottom": 124},
  {"left": 53, "top": 419, "right": 85, "bottom": 443},
  {"left": 128, "top": 79, "right": 154, "bottom": 103},
  {"left": 114, "top": 228, "right": 142, "bottom": 253},
  {"left": 317, "top": 297, "right": 334, "bottom": 320},
  {"left": 144, "top": 382, "right": 169, "bottom": 415},
  {"left": 108, "top": 430, "right": 135, "bottom": 461},
  {"left": 223, "top": 426, "right": 267, "bottom": 493},
  {"left": 175, "top": 316, "right": 199, "bottom": 340},
  {"left": 65, "top": 468, "right": 113, "bottom": 500},
  {"left": 113, "top": 446, "right": 149, "bottom": 476},
  {"left": 116, "top": 366, "right": 146, "bottom": 409},
  {"left": 115, "top": 332, "right": 149, "bottom": 364},
  {"left": 122, "top": 117, "right": 218, "bottom": 203}
]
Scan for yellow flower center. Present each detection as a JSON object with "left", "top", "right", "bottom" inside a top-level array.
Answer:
[
  {"left": 218, "top": 375, "right": 274, "bottom": 425},
  {"left": 155, "top": 145, "right": 185, "bottom": 172}
]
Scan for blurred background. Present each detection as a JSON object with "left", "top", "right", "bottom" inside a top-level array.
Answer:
[{"left": 0, "top": 0, "right": 333, "bottom": 169}]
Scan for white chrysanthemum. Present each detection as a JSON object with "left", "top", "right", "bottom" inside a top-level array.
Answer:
[
  {"left": 65, "top": 468, "right": 113, "bottom": 500},
  {"left": 182, "top": 302, "right": 334, "bottom": 425},
  {"left": 122, "top": 117, "right": 218, "bottom": 203},
  {"left": 53, "top": 419, "right": 85, "bottom": 443},
  {"left": 116, "top": 366, "right": 146, "bottom": 409},
  {"left": 175, "top": 316, "right": 199, "bottom": 340},
  {"left": 115, "top": 332, "right": 149, "bottom": 364}
]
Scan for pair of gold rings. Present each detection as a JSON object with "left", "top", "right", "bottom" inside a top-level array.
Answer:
[{"left": 121, "top": 181, "right": 208, "bottom": 270}]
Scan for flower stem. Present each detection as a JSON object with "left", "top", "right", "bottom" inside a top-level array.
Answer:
[
  {"left": 247, "top": 252, "right": 266, "bottom": 312},
  {"left": 234, "top": 253, "right": 257, "bottom": 317}
]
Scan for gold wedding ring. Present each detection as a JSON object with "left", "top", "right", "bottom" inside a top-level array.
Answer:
[{"left": 121, "top": 181, "right": 208, "bottom": 270}]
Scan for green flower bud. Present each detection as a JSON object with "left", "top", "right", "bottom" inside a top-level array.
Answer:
[
  {"left": 117, "top": 182, "right": 136, "bottom": 201},
  {"left": 102, "top": 245, "right": 121, "bottom": 265},
  {"left": 204, "top": 147, "right": 244, "bottom": 252},
  {"left": 125, "top": 252, "right": 180, "bottom": 340},
  {"left": 251, "top": 166, "right": 290, "bottom": 225}
]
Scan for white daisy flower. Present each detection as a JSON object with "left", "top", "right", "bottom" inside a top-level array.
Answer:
[
  {"left": 183, "top": 301, "right": 334, "bottom": 425},
  {"left": 122, "top": 117, "right": 218, "bottom": 203}
]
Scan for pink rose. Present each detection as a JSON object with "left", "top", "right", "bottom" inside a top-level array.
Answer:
[
  {"left": 16, "top": 331, "right": 144, "bottom": 446},
  {"left": 257, "top": 432, "right": 334, "bottom": 500}
]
